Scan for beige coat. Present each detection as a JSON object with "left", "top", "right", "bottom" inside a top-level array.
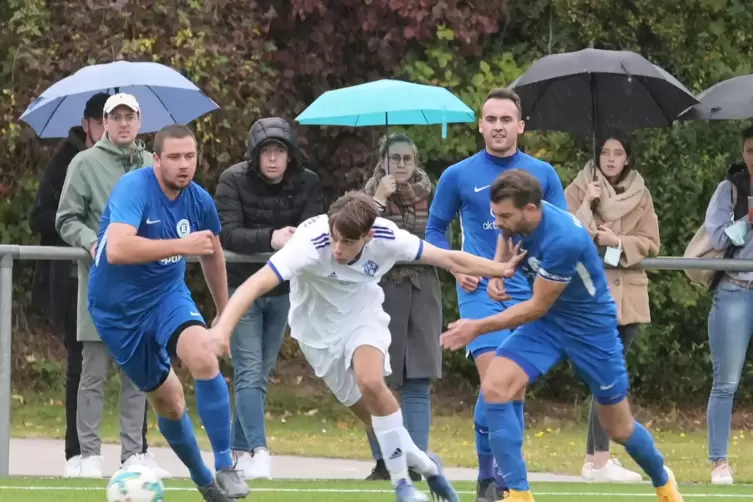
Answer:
[{"left": 565, "top": 163, "right": 660, "bottom": 325}]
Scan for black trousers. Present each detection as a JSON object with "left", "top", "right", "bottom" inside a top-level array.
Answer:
[{"left": 62, "top": 299, "right": 149, "bottom": 460}]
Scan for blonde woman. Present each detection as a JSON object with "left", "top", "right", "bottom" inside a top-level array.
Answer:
[
  {"left": 362, "top": 133, "right": 443, "bottom": 481},
  {"left": 565, "top": 131, "right": 660, "bottom": 483}
]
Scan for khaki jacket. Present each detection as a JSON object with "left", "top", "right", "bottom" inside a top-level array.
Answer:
[
  {"left": 565, "top": 165, "right": 660, "bottom": 325},
  {"left": 56, "top": 136, "right": 152, "bottom": 341}
]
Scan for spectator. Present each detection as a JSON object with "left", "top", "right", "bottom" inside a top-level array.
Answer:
[
  {"left": 55, "top": 93, "right": 169, "bottom": 479},
  {"left": 361, "top": 133, "right": 443, "bottom": 482},
  {"left": 564, "top": 131, "right": 659, "bottom": 483},
  {"left": 703, "top": 125, "right": 753, "bottom": 485},
  {"left": 214, "top": 117, "right": 323, "bottom": 480},
  {"left": 28, "top": 92, "right": 109, "bottom": 477}
]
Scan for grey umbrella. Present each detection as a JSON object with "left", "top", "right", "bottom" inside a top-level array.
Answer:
[
  {"left": 679, "top": 74, "right": 753, "bottom": 121},
  {"left": 510, "top": 48, "right": 699, "bottom": 135}
]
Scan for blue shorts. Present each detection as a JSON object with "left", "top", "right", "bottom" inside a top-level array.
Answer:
[
  {"left": 459, "top": 297, "right": 515, "bottom": 359},
  {"left": 90, "top": 286, "right": 206, "bottom": 393},
  {"left": 496, "top": 320, "right": 629, "bottom": 405}
]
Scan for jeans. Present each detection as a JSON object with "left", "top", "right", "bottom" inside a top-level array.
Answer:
[
  {"left": 231, "top": 294, "right": 291, "bottom": 452},
  {"left": 366, "top": 378, "right": 432, "bottom": 459},
  {"left": 707, "top": 281, "right": 753, "bottom": 462}
]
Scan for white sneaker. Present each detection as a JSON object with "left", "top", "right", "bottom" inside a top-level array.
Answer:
[
  {"left": 122, "top": 452, "right": 172, "bottom": 480},
  {"left": 581, "top": 461, "right": 594, "bottom": 480},
  {"left": 711, "top": 463, "right": 734, "bottom": 485},
  {"left": 235, "top": 452, "right": 254, "bottom": 479},
  {"left": 79, "top": 455, "right": 103, "bottom": 478},
  {"left": 63, "top": 455, "right": 82, "bottom": 478},
  {"left": 247, "top": 448, "right": 272, "bottom": 480},
  {"left": 584, "top": 458, "right": 643, "bottom": 483}
]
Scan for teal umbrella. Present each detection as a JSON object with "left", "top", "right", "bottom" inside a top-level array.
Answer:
[{"left": 295, "top": 79, "right": 475, "bottom": 138}]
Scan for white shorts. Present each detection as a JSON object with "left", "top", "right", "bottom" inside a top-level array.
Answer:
[{"left": 298, "top": 324, "right": 392, "bottom": 407}]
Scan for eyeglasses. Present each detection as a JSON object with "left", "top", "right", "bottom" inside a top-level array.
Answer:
[
  {"left": 107, "top": 113, "right": 137, "bottom": 123},
  {"left": 388, "top": 154, "right": 415, "bottom": 165}
]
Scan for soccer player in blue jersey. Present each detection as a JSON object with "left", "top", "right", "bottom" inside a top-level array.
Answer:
[
  {"left": 425, "top": 87, "right": 566, "bottom": 501},
  {"left": 440, "top": 169, "right": 684, "bottom": 502},
  {"left": 88, "top": 125, "right": 248, "bottom": 502}
]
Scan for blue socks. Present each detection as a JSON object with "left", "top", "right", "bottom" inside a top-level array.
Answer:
[
  {"left": 474, "top": 394, "right": 495, "bottom": 481},
  {"left": 623, "top": 420, "right": 669, "bottom": 487},
  {"left": 487, "top": 401, "right": 529, "bottom": 491},
  {"left": 512, "top": 400, "right": 525, "bottom": 431},
  {"left": 196, "top": 373, "right": 233, "bottom": 471},
  {"left": 158, "top": 413, "right": 213, "bottom": 487}
]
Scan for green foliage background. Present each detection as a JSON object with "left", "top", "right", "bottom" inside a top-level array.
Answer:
[{"left": 2, "top": 0, "right": 752, "bottom": 405}]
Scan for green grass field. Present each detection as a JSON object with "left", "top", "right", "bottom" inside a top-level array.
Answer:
[{"left": 1, "top": 478, "right": 753, "bottom": 501}]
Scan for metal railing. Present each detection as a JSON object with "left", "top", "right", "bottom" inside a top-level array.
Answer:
[{"left": 3, "top": 244, "right": 753, "bottom": 477}]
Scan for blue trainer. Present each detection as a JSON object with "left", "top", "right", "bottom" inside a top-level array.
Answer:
[
  {"left": 395, "top": 479, "right": 429, "bottom": 501},
  {"left": 425, "top": 453, "right": 461, "bottom": 502}
]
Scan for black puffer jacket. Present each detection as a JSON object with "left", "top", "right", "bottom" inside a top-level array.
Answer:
[{"left": 214, "top": 117, "right": 324, "bottom": 295}]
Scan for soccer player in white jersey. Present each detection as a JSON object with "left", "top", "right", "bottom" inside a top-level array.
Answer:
[{"left": 209, "top": 192, "right": 526, "bottom": 502}]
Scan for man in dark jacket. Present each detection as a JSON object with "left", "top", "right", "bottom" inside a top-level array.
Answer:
[
  {"left": 214, "top": 117, "right": 324, "bottom": 480},
  {"left": 28, "top": 93, "right": 110, "bottom": 476}
]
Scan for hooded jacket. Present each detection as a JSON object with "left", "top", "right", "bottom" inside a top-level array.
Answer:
[
  {"left": 214, "top": 117, "right": 324, "bottom": 295},
  {"left": 55, "top": 134, "right": 152, "bottom": 341}
]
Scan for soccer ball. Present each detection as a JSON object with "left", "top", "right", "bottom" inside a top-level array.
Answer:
[{"left": 106, "top": 464, "right": 165, "bottom": 502}]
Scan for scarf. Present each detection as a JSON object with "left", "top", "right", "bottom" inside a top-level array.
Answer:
[
  {"left": 364, "top": 163, "right": 432, "bottom": 285},
  {"left": 571, "top": 160, "right": 647, "bottom": 235}
]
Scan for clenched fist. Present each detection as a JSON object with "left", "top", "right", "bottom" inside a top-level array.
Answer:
[{"left": 179, "top": 230, "right": 215, "bottom": 256}]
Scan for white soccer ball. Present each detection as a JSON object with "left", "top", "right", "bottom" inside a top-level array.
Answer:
[{"left": 106, "top": 464, "right": 165, "bottom": 502}]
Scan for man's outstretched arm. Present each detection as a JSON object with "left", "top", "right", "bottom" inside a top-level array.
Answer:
[
  {"left": 476, "top": 277, "right": 566, "bottom": 334},
  {"left": 213, "top": 265, "right": 281, "bottom": 335},
  {"left": 440, "top": 276, "right": 567, "bottom": 351},
  {"left": 417, "top": 241, "right": 526, "bottom": 279}
]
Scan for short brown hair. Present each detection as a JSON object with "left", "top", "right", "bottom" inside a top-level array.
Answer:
[
  {"left": 154, "top": 124, "right": 197, "bottom": 155},
  {"left": 327, "top": 191, "right": 379, "bottom": 240},
  {"left": 490, "top": 169, "right": 542, "bottom": 209},
  {"left": 482, "top": 87, "right": 523, "bottom": 119}
]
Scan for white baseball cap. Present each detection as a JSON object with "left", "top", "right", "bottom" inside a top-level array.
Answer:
[{"left": 103, "top": 93, "right": 140, "bottom": 116}]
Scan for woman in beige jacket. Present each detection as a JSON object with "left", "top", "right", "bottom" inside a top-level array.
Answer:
[{"left": 565, "top": 131, "right": 660, "bottom": 484}]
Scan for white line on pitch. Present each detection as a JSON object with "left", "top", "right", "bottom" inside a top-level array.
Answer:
[{"left": 0, "top": 485, "right": 752, "bottom": 498}]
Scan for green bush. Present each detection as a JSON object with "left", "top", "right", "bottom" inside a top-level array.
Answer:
[{"left": 3, "top": 0, "right": 753, "bottom": 406}]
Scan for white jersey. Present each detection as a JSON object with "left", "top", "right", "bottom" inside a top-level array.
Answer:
[{"left": 267, "top": 215, "right": 425, "bottom": 348}]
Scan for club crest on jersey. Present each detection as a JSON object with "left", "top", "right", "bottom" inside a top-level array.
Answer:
[
  {"left": 521, "top": 256, "right": 540, "bottom": 279},
  {"left": 363, "top": 260, "right": 380, "bottom": 276},
  {"left": 527, "top": 257, "right": 541, "bottom": 272},
  {"left": 177, "top": 219, "right": 190, "bottom": 238}
]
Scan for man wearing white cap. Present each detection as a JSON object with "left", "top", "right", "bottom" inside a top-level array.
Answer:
[{"left": 56, "top": 93, "right": 169, "bottom": 479}]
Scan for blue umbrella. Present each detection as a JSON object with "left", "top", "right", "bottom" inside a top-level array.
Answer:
[
  {"left": 19, "top": 60, "right": 219, "bottom": 138},
  {"left": 295, "top": 79, "right": 475, "bottom": 138}
]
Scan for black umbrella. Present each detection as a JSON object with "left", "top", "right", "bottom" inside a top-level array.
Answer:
[
  {"left": 510, "top": 48, "right": 699, "bottom": 135},
  {"left": 679, "top": 74, "right": 753, "bottom": 121}
]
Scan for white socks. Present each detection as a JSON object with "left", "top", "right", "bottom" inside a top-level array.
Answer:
[{"left": 371, "top": 409, "right": 438, "bottom": 484}]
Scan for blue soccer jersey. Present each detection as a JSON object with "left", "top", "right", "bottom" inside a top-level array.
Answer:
[
  {"left": 88, "top": 166, "right": 221, "bottom": 318},
  {"left": 426, "top": 149, "right": 567, "bottom": 357},
  {"left": 496, "top": 201, "right": 628, "bottom": 405},
  {"left": 427, "top": 150, "right": 567, "bottom": 303},
  {"left": 512, "top": 201, "right": 618, "bottom": 333}
]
